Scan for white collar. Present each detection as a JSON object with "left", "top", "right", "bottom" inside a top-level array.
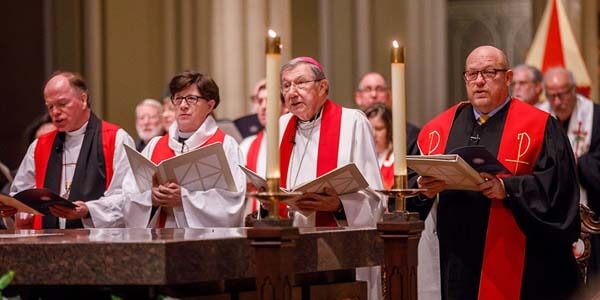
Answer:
[
  {"left": 65, "top": 121, "right": 88, "bottom": 137},
  {"left": 167, "top": 115, "right": 218, "bottom": 152}
]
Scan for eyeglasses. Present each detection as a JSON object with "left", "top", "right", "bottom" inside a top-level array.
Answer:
[
  {"left": 545, "top": 86, "right": 574, "bottom": 101},
  {"left": 463, "top": 68, "right": 507, "bottom": 82},
  {"left": 281, "top": 79, "right": 322, "bottom": 94},
  {"left": 171, "top": 95, "right": 205, "bottom": 106},
  {"left": 360, "top": 86, "right": 387, "bottom": 93}
]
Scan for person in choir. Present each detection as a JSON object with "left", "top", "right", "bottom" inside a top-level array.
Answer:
[
  {"left": 1, "top": 71, "right": 135, "bottom": 231},
  {"left": 510, "top": 64, "right": 544, "bottom": 106},
  {"left": 414, "top": 46, "right": 580, "bottom": 299},
  {"left": 239, "top": 80, "right": 286, "bottom": 218},
  {"left": 134, "top": 98, "right": 164, "bottom": 151},
  {"left": 234, "top": 79, "right": 266, "bottom": 139},
  {"left": 538, "top": 67, "right": 600, "bottom": 286},
  {"left": 122, "top": 70, "right": 246, "bottom": 228},
  {"left": 355, "top": 72, "right": 390, "bottom": 109},
  {"left": 161, "top": 96, "right": 176, "bottom": 132},
  {"left": 364, "top": 103, "right": 419, "bottom": 190},
  {"left": 279, "top": 57, "right": 384, "bottom": 300}
]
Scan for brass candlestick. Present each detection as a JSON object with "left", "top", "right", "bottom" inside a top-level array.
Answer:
[
  {"left": 247, "top": 177, "right": 302, "bottom": 227},
  {"left": 376, "top": 174, "right": 425, "bottom": 221}
]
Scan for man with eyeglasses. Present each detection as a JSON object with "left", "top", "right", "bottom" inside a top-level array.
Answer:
[
  {"left": 414, "top": 46, "right": 579, "bottom": 299},
  {"left": 121, "top": 70, "right": 245, "bottom": 228},
  {"left": 510, "top": 64, "right": 543, "bottom": 106},
  {"left": 355, "top": 72, "right": 390, "bottom": 109},
  {"left": 539, "top": 67, "right": 600, "bottom": 283},
  {"left": 278, "top": 57, "right": 384, "bottom": 299},
  {"left": 1, "top": 71, "right": 135, "bottom": 232}
]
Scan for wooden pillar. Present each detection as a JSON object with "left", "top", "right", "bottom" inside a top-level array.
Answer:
[
  {"left": 247, "top": 227, "right": 299, "bottom": 300},
  {"left": 377, "top": 219, "right": 424, "bottom": 300}
]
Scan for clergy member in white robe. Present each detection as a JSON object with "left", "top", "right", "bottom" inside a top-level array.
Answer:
[
  {"left": 279, "top": 57, "right": 384, "bottom": 300},
  {"left": 2, "top": 71, "right": 134, "bottom": 229},
  {"left": 122, "top": 70, "right": 246, "bottom": 228}
]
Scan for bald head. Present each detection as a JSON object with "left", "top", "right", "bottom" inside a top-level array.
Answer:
[
  {"left": 543, "top": 67, "right": 577, "bottom": 122},
  {"left": 355, "top": 72, "right": 390, "bottom": 109},
  {"left": 463, "top": 46, "right": 512, "bottom": 113},
  {"left": 44, "top": 72, "right": 91, "bottom": 132}
]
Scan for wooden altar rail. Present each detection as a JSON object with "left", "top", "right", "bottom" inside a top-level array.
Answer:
[{"left": 0, "top": 223, "right": 423, "bottom": 299}]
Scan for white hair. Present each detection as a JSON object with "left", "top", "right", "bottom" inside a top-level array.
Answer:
[{"left": 135, "top": 98, "right": 163, "bottom": 116}]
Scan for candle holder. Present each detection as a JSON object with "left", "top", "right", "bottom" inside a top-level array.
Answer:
[
  {"left": 376, "top": 174, "right": 425, "bottom": 222},
  {"left": 247, "top": 177, "right": 302, "bottom": 227}
]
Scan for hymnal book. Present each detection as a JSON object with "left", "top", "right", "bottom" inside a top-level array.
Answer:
[
  {"left": 407, "top": 146, "right": 509, "bottom": 191},
  {"left": 0, "top": 188, "right": 77, "bottom": 216},
  {"left": 239, "top": 163, "right": 370, "bottom": 208},
  {"left": 124, "top": 143, "right": 236, "bottom": 193}
]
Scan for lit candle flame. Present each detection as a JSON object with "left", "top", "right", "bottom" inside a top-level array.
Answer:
[
  {"left": 268, "top": 29, "right": 277, "bottom": 38},
  {"left": 392, "top": 40, "right": 399, "bottom": 49}
]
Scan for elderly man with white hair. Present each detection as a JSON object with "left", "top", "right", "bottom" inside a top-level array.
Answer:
[{"left": 134, "top": 98, "right": 164, "bottom": 151}]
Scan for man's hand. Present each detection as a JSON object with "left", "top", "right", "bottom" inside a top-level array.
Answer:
[
  {"left": 295, "top": 187, "right": 341, "bottom": 212},
  {"left": 151, "top": 182, "right": 182, "bottom": 208},
  {"left": 49, "top": 201, "right": 89, "bottom": 220},
  {"left": 478, "top": 172, "right": 507, "bottom": 200},
  {"left": 418, "top": 176, "right": 447, "bottom": 198},
  {"left": 0, "top": 205, "right": 17, "bottom": 218}
]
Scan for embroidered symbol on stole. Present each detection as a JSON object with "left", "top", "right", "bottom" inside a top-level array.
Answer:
[
  {"left": 505, "top": 132, "right": 531, "bottom": 174},
  {"left": 428, "top": 131, "right": 441, "bottom": 155},
  {"left": 573, "top": 121, "right": 588, "bottom": 158}
]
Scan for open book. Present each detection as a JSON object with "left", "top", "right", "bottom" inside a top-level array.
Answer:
[
  {"left": 124, "top": 143, "right": 236, "bottom": 193},
  {"left": 407, "top": 146, "right": 509, "bottom": 191},
  {"left": 240, "top": 163, "right": 369, "bottom": 196},
  {"left": 0, "top": 188, "right": 77, "bottom": 216}
]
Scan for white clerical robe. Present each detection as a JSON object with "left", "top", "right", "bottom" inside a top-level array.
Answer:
[
  {"left": 122, "top": 116, "right": 246, "bottom": 228},
  {"left": 279, "top": 107, "right": 384, "bottom": 300},
  {"left": 239, "top": 132, "right": 267, "bottom": 218},
  {"left": 9, "top": 122, "right": 134, "bottom": 228}
]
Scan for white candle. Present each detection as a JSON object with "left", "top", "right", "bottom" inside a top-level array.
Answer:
[
  {"left": 265, "top": 29, "right": 281, "bottom": 180},
  {"left": 391, "top": 40, "right": 407, "bottom": 176}
]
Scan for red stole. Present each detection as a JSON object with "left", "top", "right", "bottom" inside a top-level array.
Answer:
[
  {"left": 150, "top": 128, "right": 226, "bottom": 228},
  {"left": 418, "top": 99, "right": 549, "bottom": 299},
  {"left": 380, "top": 150, "right": 394, "bottom": 189},
  {"left": 33, "top": 122, "right": 118, "bottom": 230},
  {"left": 280, "top": 99, "right": 342, "bottom": 227},
  {"left": 246, "top": 130, "right": 264, "bottom": 212}
]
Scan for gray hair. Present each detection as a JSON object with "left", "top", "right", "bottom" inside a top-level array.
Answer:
[
  {"left": 513, "top": 64, "right": 543, "bottom": 84},
  {"left": 135, "top": 98, "right": 163, "bottom": 116},
  {"left": 543, "top": 67, "right": 576, "bottom": 87},
  {"left": 280, "top": 58, "right": 326, "bottom": 81}
]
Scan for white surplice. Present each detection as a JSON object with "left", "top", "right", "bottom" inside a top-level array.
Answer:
[
  {"left": 279, "top": 106, "right": 385, "bottom": 300},
  {"left": 9, "top": 122, "right": 134, "bottom": 228},
  {"left": 122, "top": 115, "right": 246, "bottom": 228}
]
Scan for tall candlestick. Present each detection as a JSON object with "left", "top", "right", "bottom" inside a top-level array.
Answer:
[
  {"left": 391, "top": 40, "right": 407, "bottom": 177},
  {"left": 265, "top": 29, "right": 282, "bottom": 183}
]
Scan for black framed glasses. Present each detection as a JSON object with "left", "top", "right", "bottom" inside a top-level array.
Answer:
[
  {"left": 546, "top": 86, "right": 574, "bottom": 101},
  {"left": 463, "top": 68, "right": 507, "bottom": 82},
  {"left": 281, "top": 79, "right": 323, "bottom": 94},
  {"left": 171, "top": 95, "right": 205, "bottom": 106}
]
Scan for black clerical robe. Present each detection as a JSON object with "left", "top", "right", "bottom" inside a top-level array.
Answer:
[
  {"left": 579, "top": 103, "right": 600, "bottom": 285},
  {"left": 411, "top": 98, "right": 580, "bottom": 300}
]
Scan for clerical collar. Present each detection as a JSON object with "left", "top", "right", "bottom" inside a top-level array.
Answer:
[
  {"left": 176, "top": 130, "right": 193, "bottom": 142},
  {"left": 66, "top": 121, "right": 88, "bottom": 137},
  {"left": 473, "top": 96, "right": 511, "bottom": 121},
  {"left": 297, "top": 105, "right": 324, "bottom": 129}
]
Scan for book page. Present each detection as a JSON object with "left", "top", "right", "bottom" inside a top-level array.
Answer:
[
  {"left": 239, "top": 165, "right": 267, "bottom": 191},
  {"left": 158, "top": 143, "right": 236, "bottom": 192},
  {"left": 124, "top": 144, "right": 158, "bottom": 192},
  {"left": 292, "top": 163, "right": 369, "bottom": 195},
  {"left": 407, "top": 155, "right": 484, "bottom": 191}
]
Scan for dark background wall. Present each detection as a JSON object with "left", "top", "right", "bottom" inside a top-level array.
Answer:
[{"left": 0, "top": 1, "right": 47, "bottom": 171}]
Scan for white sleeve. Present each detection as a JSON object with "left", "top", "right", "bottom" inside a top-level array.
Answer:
[
  {"left": 339, "top": 111, "right": 385, "bottom": 227},
  {"left": 84, "top": 129, "right": 135, "bottom": 228},
  {"left": 175, "top": 136, "right": 247, "bottom": 227},
  {"left": 9, "top": 140, "right": 38, "bottom": 196}
]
